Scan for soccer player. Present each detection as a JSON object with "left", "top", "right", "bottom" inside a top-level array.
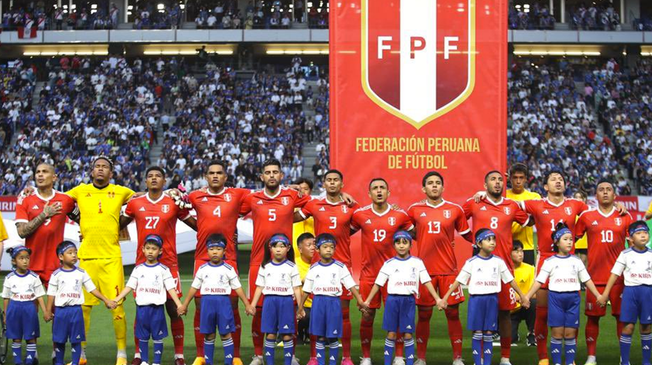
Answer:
[
  {"left": 351, "top": 178, "right": 414, "bottom": 365},
  {"left": 15, "top": 163, "right": 76, "bottom": 286},
  {"left": 407, "top": 171, "right": 472, "bottom": 365},
  {"left": 521, "top": 171, "right": 589, "bottom": 365},
  {"left": 240, "top": 159, "right": 310, "bottom": 365},
  {"left": 187, "top": 160, "right": 251, "bottom": 365},
  {"left": 462, "top": 170, "right": 529, "bottom": 365},
  {"left": 65, "top": 156, "right": 135, "bottom": 365},
  {"left": 506, "top": 163, "right": 541, "bottom": 266},
  {"left": 597, "top": 221, "right": 652, "bottom": 365},
  {"left": 294, "top": 169, "right": 359, "bottom": 365},
  {"left": 121, "top": 166, "right": 197, "bottom": 365},
  {"left": 575, "top": 179, "right": 633, "bottom": 365}
]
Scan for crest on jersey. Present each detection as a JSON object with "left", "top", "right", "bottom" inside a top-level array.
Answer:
[
  {"left": 281, "top": 197, "right": 290, "bottom": 206},
  {"left": 361, "top": 0, "right": 476, "bottom": 129},
  {"left": 162, "top": 204, "right": 170, "bottom": 213},
  {"left": 388, "top": 217, "right": 396, "bottom": 226},
  {"left": 341, "top": 205, "right": 348, "bottom": 214},
  {"left": 108, "top": 191, "right": 115, "bottom": 199},
  {"left": 503, "top": 207, "right": 510, "bottom": 215},
  {"left": 615, "top": 218, "right": 622, "bottom": 226},
  {"left": 443, "top": 210, "right": 451, "bottom": 218},
  {"left": 224, "top": 193, "right": 232, "bottom": 202},
  {"left": 565, "top": 207, "right": 572, "bottom": 216}
]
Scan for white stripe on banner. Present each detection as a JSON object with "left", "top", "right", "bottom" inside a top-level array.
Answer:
[{"left": 400, "top": 0, "right": 437, "bottom": 122}]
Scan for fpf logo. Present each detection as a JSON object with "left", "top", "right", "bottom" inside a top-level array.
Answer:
[{"left": 362, "top": 0, "right": 476, "bottom": 128}]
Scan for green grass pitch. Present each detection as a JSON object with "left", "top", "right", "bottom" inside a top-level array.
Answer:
[{"left": 10, "top": 249, "right": 636, "bottom": 365}]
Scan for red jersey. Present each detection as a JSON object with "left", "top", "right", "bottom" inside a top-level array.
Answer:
[
  {"left": 351, "top": 205, "right": 414, "bottom": 281},
  {"left": 463, "top": 197, "right": 529, "bottom": 271},
  {"left": 523, "top": 198, "right": 588, "bottom": 258},
  {"left": 240, "top": 187, "right": 310, "bottom": 267},
  {"left": 408, "top": 200, "right": 471, "bottom": 276},
  {"left": 15, "top": 191, "right": 75, "bottom": 273},
  {"left": 124, "top": 194, "right": 191, "bottom": 268},
  {"left": 188, "top": 187, "right": 249, "bottom": 262},
  {"left": 575, "top": 208, "right": 632, "bottom": 285},
  {"left": 299, "top": 197, "right": 359, "bottom": 267}
]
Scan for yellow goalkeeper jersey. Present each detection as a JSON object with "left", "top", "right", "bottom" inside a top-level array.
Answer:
[
  {"left": 67, "top": 183, "right": 134, "bottom": 259},
  {"left": 507, "top": 189, "right": 541, "bottom": 251}
]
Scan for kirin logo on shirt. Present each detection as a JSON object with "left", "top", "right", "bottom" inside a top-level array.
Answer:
[
  {"left": 443, "top": 210, "right": 451, "bottom": 218},
  {"left": 361, "top": 0, "right": 476, "bottom": 129},
  {"left": 388, "top": 217, "right": 396, "bottom": 226},
  {"left": 161, "top": 204, "right": 170, "bottom": 213},
  {"left": 281, "top": 197, "right": 290, "bottom": 206}
]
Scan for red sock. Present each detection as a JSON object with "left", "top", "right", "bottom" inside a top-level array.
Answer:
[
  {"left": 360, "top": 319, "right": 374, "bottom": 358},
  {"left": 616, "top": 317, "right": 624, "bottom": 339},
  {"left": 500, "top": 336, "right": 511, "bottom": 358},
  {"left": 233, "top": 307, "right": 242, "bottom": 358},
  {"left": 535, "top": 306, "right": 549, "bottom": 360},
  {"left": 133, "top": 320, "right": 140, "bottom": 355},
  {"left": 585, "top": 316, "right": 600, "bottom": 356},
  {"left": 310, "top": 336, "right": 317, "bottom": 358},
  {"left": 395, "top": 334, "right": 404, "bottom": 357},
  {"left": 194, "top": 305, "right": 205, "bottom": 357},
  {"left": 171, "top": 315, "right": 185, "bottom": 356},
  {"left": 252, "top": 310, "right": 263, "bottom": 356},
  {"left": 416, "top": 307, "right": 433, "bottom": 360},
  {"left": 445, "top": 307, "right": 463, "bottom": 360},
  {"left": 342, "top": 306, "right": 352, "bottom": 358}
]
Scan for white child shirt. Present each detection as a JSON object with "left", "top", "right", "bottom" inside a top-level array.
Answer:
[
  {"left": 126, "top": 263, "right": 176, "bottom": 306},
  {"left": 456, "top": 255, "right": 514, "bottom": 295},
  {"left": 256, "top": 260, "right": 302, "bottom": 296},
  {"left": 374, "top": 256, "right": 431, "bottom": 296},
  {"left": 47, "top": 267, "right": 97, "bottom": 307},
  {"left": 611, "top": 248, "right": 652, "bottom": 286},
  {"left": 2, "top": 270, "right": 45, "bottom": 301},
  {"left": 536, "top": 255, "right": 590, "bottom": 292},
  {"left": 303, "top": 260, "right": 356, "bottom": 297},
  {"left": 191, "top": 262, "right": 242, "bottom": 296}
]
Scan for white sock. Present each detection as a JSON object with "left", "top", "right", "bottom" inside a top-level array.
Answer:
[{"left": 117, "top": 349, "right": 127, "bottom": 359}]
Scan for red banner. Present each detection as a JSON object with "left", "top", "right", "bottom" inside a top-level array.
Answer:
[
  {"left": 0, "top": 196, "right": 17, "bottom": 212},
  {"left": 330, "top": 0, "right": 507, "bottom": 209}
]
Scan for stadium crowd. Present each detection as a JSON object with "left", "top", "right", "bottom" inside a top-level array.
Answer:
[{"left": 3, "top": 55, "right": 652, "bottom": 196}]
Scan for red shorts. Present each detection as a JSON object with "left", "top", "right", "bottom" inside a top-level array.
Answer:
[
  {"left": 586, "top": 283, "right": 623, "bottom": 317},
  {"left": 194, "top": 259, "right": 239, "bottom": 298},
  {"left": 498, "top": 281, "right": 518, "bottom": 311},
  {"left": 359, "top": 279, "right": 388, "bottom": 309},
  {"left": 416, "top": 274, "right": 465, "bottom": 306}
]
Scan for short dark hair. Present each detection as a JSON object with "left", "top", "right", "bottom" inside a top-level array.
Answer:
[
  {"left": 262, "top": 158, "right": 282, "bottom": 170},
  {"left": 422, "top": 171, "right": 444, "bottom": 187},
  {"left": 368, "top": 177, "right": 389, "bottom": 190},
  {"left": 207, "top": 233, "right": 227, "bottom": 245},
  {"left": 544, "top": 170, "right": 566, "bottom": 185},
  {"left": 324, "top": 169, "right": 344, "bottom": 181},
  {"left": 509, "top": 163, "right": 528, "bottom": 177},
  {"left": 206, "top": 160, "right": 227, "bottom": 173},
  {"left": 294, "top": 178, "right": 314, "bottom": 191},
  {"left": 551, "top": 222, "right": 571, "bottom": 252},
  {"left": 146, "top": 166, "right": 166, "bottom": 177},
  {"left": 596, "top": 178, "right": 615, "bottom": 190},
  {"left": 92, "top": 155, "right": 114, "bottom": 170},
  {"left": 297, "top": 232, "right": 315, "bottom": 247},
  {"left": 512, "top": 240, "right": 524, "bottom": 251},
  {"left": 484, "top": 170, "right": 503, "bottom": 182}
]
